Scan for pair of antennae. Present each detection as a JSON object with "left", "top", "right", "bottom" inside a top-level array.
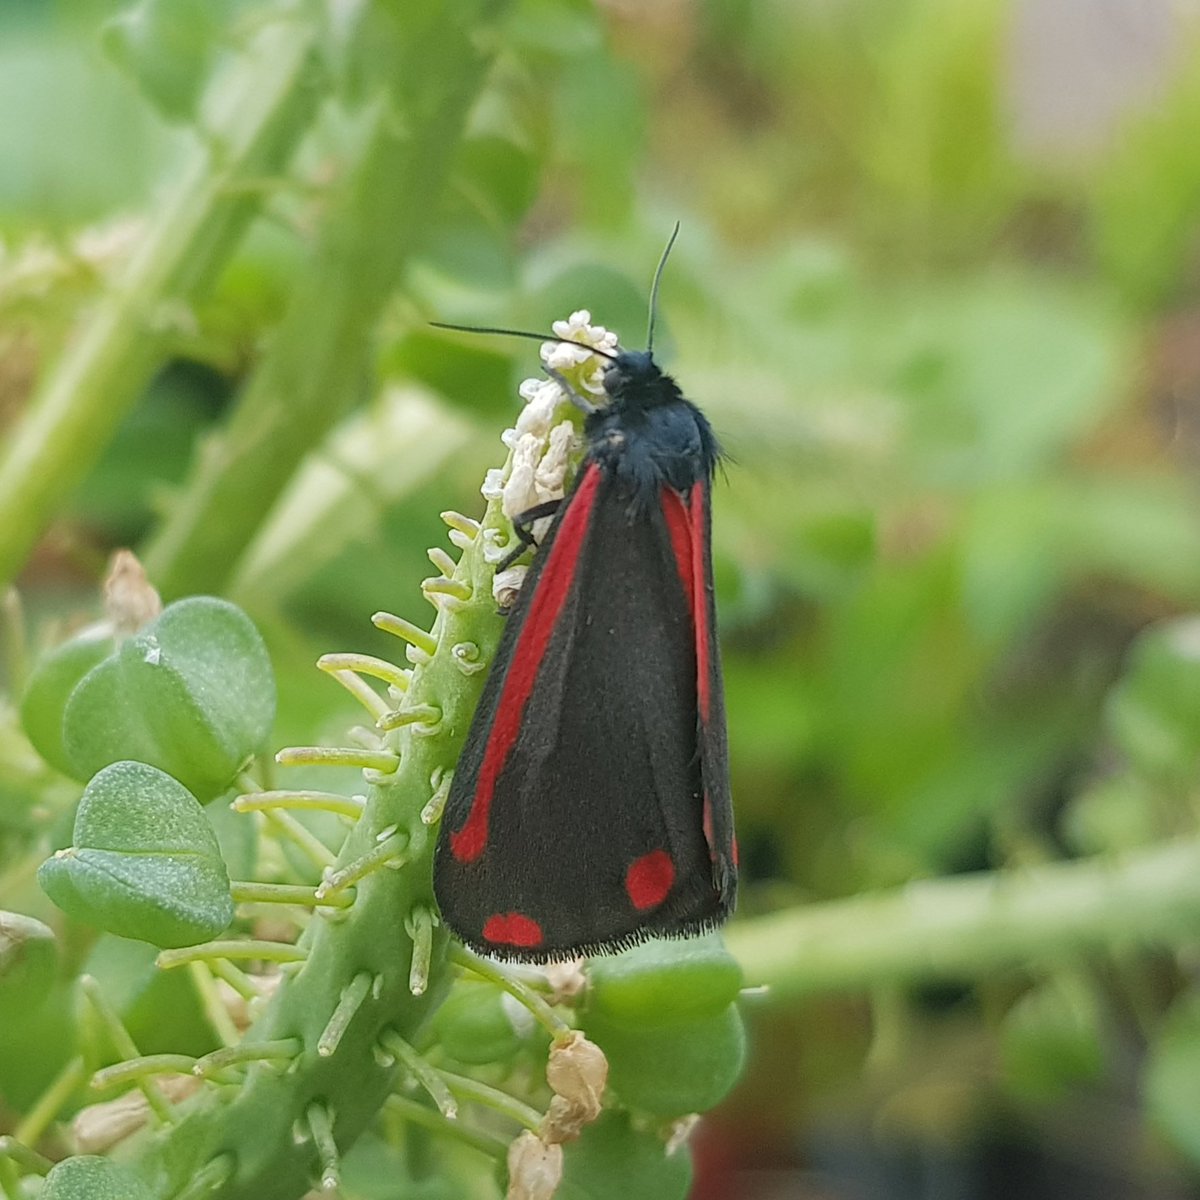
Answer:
[{"left": 430, "top": 222, "right": 680, "bottom": 360}]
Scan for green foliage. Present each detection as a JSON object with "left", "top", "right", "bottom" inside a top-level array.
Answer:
[
  {"left": 38, "top": 761, "right": 234, "bottom": 948},
  {"left": 4, "top": 0, "right": 1200, "bottom": 1196},
  {"left": 47, "top": 598, "right": 276, "bottom": 799}
]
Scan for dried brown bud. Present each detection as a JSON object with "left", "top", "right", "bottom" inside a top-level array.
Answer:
[
  {"left": 541, "top": 1031, "right": 607, "bottom": 1143},
  {"left": 506, "top": 1130, "right": 563, "bottom": 1200},
  {"left": 104, "top": 549, "right": 162, "bottom": 636},
  {"left": 542, "top": 959, "right": 586, "bottom": 1003},
  {"left": 73, "top": 1075, "right": 199, "bottom": 1153}
]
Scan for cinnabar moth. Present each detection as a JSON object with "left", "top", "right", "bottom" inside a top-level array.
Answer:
[{"left": 432, "top": 231, "right": 736, "bottom": 961}]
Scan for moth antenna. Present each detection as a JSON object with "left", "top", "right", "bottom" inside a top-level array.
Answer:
[
  {"left": 645, "top": 221, "right": 680, "bottom": 355},
  {"left": 430, "top": 321, "right": 619, "bottom": 363}
]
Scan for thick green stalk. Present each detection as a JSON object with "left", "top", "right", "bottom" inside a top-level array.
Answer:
[
  {"left": 132, "top": 498, "right": 513, "bottom": 1199},
  {"left": 0, "top": 3, "right": 323, "bottom": 588},
  {"left": 144, "top": 10, "right": 493, "bottom": 598},
  {"left": 726, "top": 836, "right": 1200, "bottom": 1000}
]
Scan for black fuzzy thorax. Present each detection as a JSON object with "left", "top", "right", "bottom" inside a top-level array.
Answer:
[{"left": 584, "top": 350, "right": 720, "bottom": 510}]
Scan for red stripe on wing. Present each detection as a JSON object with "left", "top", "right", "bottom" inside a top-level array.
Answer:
[
  {"left": 662, "top": 482, "right": 712, "bottom": 723},
  {"left": 690, "top": 483, "right": 712, "bottom": 723},
  {"left": 662, "top": 487, "right": 692, "bottom": 596},
  {"left": 450, "top": 465, "right": 603, "bottom": 863}
]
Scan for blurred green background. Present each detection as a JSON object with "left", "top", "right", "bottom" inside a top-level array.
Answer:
[{"left": 5, "top": 0, "right": 1200, "bottom": 1196}]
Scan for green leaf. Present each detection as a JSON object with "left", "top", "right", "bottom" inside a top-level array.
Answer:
[
  {"left": 581, "top": 1003, "right": 746, "bottom": 1117},
  {"left": 1000, "top": 983, "right": 1103, "bottom": 1102},
  {"left": 63, "top": 597, "right": 276, "bottom": 802},
  {"left": 559, "top": 1111, "right": 692, "bottom": 1200},
  {"left": 1146, "top": 995, "right": 1200, "bottom": 1167},
  {"left": 431, "top": 981, "right": 529, "bottom": 1065},
  {"left": 0, "top": 911, "right": 58, "bottom": 1021},
  {"left": 585, "top": 934, "right": 743, "bottom": 1028},
  {"left": 20, "top": 624, "right": 113, "bottom": 779},
  {"left": 42, "top": 1156, "right": 155, "bottom": 1200},
  {"left": 38, "top": 761, "right": 234, "bottom": 949},
  {"left": 1107, "top": 618, "right": 1200, "bottom": 783},
  {"left": 101, "top": 0, "right": 227, "bottom": 123}
]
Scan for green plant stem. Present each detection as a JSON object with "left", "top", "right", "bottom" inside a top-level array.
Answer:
[
  {"left": 142, "top": 19, "right": 493, "bottom": 599},
  {"left": 0, "top": 4, "right": 323, "bottom": 588},
  {"left": 726, "top": 835, "right": 1200, "bottom": 1000}
]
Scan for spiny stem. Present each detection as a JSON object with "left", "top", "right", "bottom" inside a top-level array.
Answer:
[
  {"left": 195, "top": 1040, "right": 301, "bottom": 1077},
  {"left": 188, "top": 961, "right": 241, "bottom": 1049},
  {"left": 383, "top": 1095, "right": 506, "bottom": 1159},
  {"left": 156, "top": 940, "right": 307, "bottom": 970},
  {"left": 408, "top": 908, "right": 434, "bottom": 996},
  {"left": 372, "top": 611, "right": 438, "bottom": 658},
  {"left": 275, "top": 745, "right": 399, "bottom": 774},
  {"left": 448, "top": 946, "right": 571, "bottom": 1039},
  {"left": 318, "top": 973, "right": 374, "bottom": 1058},
  {"left": 92, "top": 1056, "right": 198, "bottom": 1091},
  {"left": 379, "top": 1030, "right": 456, "bottom": 1118},
  {"left": 725, "top": 834, "right": 1200, "bottom": 999},
  {"left": 317, "top": 663, "right": 391, "bottom": 720},
  {"left": 437, "top": 1069, "right": 543, "bottom": 1132},
  {"left": 172, "top": 1154, "right": 233, "bottom": 1200},
  {"left": 258, "top": 807, "right": 338, "bottom": 871},
  {"left": 305, "top": 1103, "right": 340, "bottom": 1192},
  {"left": 233, "top": 789, "right": 366, "bottom": 819},
  {"left": 318, "top": 652, "right": 413, "bottom": 691},
  {"left": 316, "top": 831, "right": 408, "bottom": 899},
  {"left": 231, "top": 880, "right": 355, "bottom": 909},
  {"left": 81, "top": 976, "right": 175, "bottom": 1125}
]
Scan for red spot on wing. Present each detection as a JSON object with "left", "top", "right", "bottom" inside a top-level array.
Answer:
[
  {"left": 450, "top": 466, "right": 603, "bottom": 863},
  {"left": 702, "top": 793, "right": 716, "bottom": 861},
  {"left": 482, "top": 912, "right": 544, "bottom": 948},
  {"left": 625, "top": 849, "right": 676, "bottom": 911}
]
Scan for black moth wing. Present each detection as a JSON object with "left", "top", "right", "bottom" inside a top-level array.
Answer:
[{"left": 434, "top": 465, "right": 728, "bottom": 961}]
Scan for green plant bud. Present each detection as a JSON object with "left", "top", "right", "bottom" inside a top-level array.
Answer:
[
  {"left": 1107, "top": 617, "right": 1200, "bottom": 782},
  {"left": 558, "top": 1111, "right": 693, "bottom": 1200},
  {"left": 999, "top": 983, "right": 1103, "bottom": 1102},
  {"left": 62, "top": 597, "right": 276, "bottom": 802},
  {"left": 585, "top": 933, "right": 743, "bottom": 1029},
  {"left": 20, "top": 624, "right": 114, "bottom": 779},
  {"left": 0, "top": 911, "right": 58, "bottom": 1020},
  {"left": 430, "top": 981, "right": 529, "bottom": 1065},
  {"left": 41, "top": 1155, "right": 154, "bottom": 1200},
  {"left": 581, "top": 1004, "right": 746, "bottom": 1117},
  {"left": 38, "top": 761, "right": 234, "bottom": 949}
]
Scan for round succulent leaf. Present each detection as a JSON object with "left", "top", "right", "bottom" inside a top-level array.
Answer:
[
  {"left": 63, "top": 597, "right": 276, "bottom": 801},
  {"left": 586, "top": 933, "right": 743, "bottom": 1029},
  {"left": 558, "top": 1111, "right": 693, "bottom": 1200},
  {"left": 0, "top": 911, "right": 59, "bottom": 1019},
  {"left": 432, "top": 981, "right": 528, "bottom": 1065},
  {"left": 20, "top": 624, "right": 114, "bottom": 779},
  {"left": 581, "top": 1003, "right": 747, "bottom": 1117},
  {"left": 38, "top": 761, "right": 234, "bottom": 949},
  {"left": 42, "top": 1155, "right": 155, "bottom": 1200}
]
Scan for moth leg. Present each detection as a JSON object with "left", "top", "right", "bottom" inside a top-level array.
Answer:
[{"left": 496, "top": 499, "right": 561, "bottom": 572}]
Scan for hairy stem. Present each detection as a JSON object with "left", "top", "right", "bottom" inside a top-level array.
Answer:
[{"left": 726, "top": 835, "right": 1200, "bottom": 999}]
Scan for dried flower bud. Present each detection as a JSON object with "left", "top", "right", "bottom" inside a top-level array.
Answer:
[
  {"left": 104, "top": 549, "right": 161, "bottom": 636},
  {"left": 506, "top": 1130, "right": 563, "bottom": 1200},
  {"left": 542, "top": 959, "right": 586, "bottom": 1003},
  {"left": 73, "top": 1075, "right": 199, "bottom": 1153},
  {"left": 541, "top": 1031, "right": 607, "bottom": 1142}
]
